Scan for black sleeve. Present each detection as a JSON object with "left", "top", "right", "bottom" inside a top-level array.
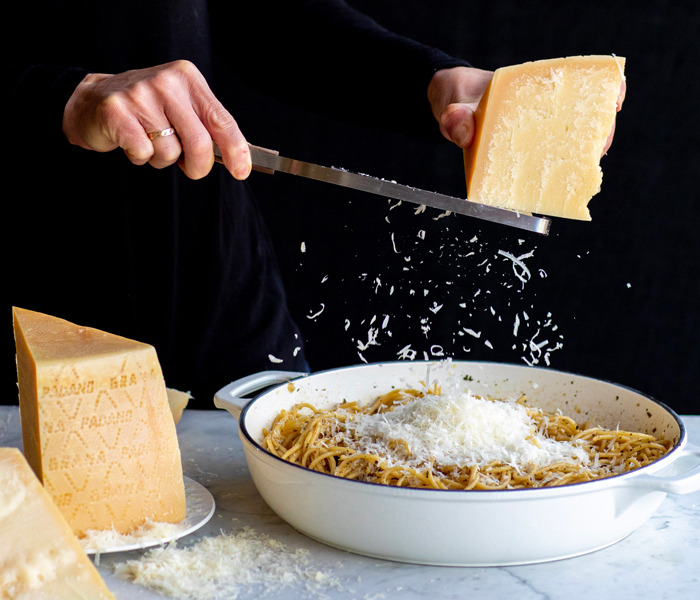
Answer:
[
  {"left": 210, "top": 0, "right": 471, "bottom": 142},
  {"left": 4, "top": 63, "right": 90, "bottom": 152}
]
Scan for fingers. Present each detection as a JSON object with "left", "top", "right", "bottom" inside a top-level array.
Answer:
[
  {"left": 158, "top": 60, "right": 250, "bottom": 180},
  {"left": 617, "top": 79, "right": 626, "bottom": 111},
  {"left": 146, "top": 128, "right": 183, "bottom": 170},
  {"left": 62, "top": 61, "right": 250, "bottom": 181},
  {"left": 439, "top": 103, "right": 475, "bottom": 149},
  {"left": 427, "top": 67, "right": 492, "bottom": 149},
  {"left": 196, "top": 99, "right": 251, "bottom": 180},
  {"left": 601, "top": 80, "right": 626, "bottom": 157}
]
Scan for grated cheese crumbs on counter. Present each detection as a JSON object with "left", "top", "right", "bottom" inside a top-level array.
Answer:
[
  {"left": 339, "top": 389, "right": 589, "bottom": 472},
  {"left": 80, "top": 520, "right": 188, "bottom": 554},
  {"left": 113, "top": 527, "right": 340, "bottom": 600}
]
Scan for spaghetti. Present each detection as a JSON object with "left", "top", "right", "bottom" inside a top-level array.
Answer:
[{"left": 262, "top": 387, "right": 672, "bottom": 489}]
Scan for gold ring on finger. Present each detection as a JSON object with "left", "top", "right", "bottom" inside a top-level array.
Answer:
[{"left": 147, "top": 127, "right": 176, "bottom": 140}]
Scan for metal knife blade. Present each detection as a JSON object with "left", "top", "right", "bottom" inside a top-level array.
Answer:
[{"left": 213, "top": 144, "right": 550, "bottom": 235}]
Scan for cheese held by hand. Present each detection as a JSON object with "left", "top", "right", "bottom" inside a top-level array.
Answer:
[
  {"left": 0, "top": 447, "right": 116, "bottom": 600},
  {"left": 465, "top": 55, "right": 625, "bottom": 220},
  {"left": 12, "top": 307, "right": 186, "bottom": 536}
]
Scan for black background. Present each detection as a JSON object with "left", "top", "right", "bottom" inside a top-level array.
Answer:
[
  {"left": 218, "top": 0, "right": 699, "bottom": 414},
  {"left": 6, "top": 1, "right": 698, "bottom": 416}
]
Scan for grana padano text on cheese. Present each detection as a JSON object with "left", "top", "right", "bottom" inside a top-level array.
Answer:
[{"left": 12, "top": 307, "right": 186, "bottom": 537}]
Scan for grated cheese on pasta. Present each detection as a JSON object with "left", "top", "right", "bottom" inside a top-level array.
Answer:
[{"left": 338, "top": 390, "right": 589, "bottom": 472}]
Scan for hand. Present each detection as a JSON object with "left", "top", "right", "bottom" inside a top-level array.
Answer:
[
  {"left": 427, "top": 66, "right": 493, "bottom": 149},
  {"left": 62, "top": 60, "right": 251, "bottom": 180},
  {"left": 602, "top": 79, "right": 626, "bottom": 156},
  {"left": 430, "top": 66, "right": 627, "bottom": 156}
]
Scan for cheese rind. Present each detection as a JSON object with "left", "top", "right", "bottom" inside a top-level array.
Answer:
[
  {"left": 0, "top": 447, "right": 116, "bottom": 600},
  {"left": 12, "top": 307, "right": 186, "bottom": 536},
  {"left": 464, "top": 55, "right": 625, "bottom": 220}
]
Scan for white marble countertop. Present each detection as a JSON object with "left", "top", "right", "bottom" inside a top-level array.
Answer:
[{"left": 1, "top": 405, "right": 699, "bottom": 600}]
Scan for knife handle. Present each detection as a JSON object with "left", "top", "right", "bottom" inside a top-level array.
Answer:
[{"left": 212, "top": 143, "right": 279, "bottom": 175}]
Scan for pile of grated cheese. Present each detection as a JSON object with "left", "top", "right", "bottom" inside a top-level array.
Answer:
[
  {"left": 113, "top": 527, "right": 339, "bottom": 600},
  {"left": 80, "top": 519, "right": 188, "bottom": 554},
  {"left": 339, "top": 390, "right": 589, "bottom": 472}
]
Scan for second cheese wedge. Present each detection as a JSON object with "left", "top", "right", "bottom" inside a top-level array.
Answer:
[
  {"left": 0, "top": 447, "right": 116, "bottom": 599},
  {"left": 465, "top": 55, "right": 625, "bottom": 220},
  {"left": 12, "top": 307, "right": 186, "bottom": 536}
]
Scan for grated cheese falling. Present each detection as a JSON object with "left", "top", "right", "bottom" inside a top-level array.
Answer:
[{"left": 340, "top": 390, "right": 588, "bottom": 472}]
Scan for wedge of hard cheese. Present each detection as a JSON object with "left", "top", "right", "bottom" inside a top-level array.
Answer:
[
  {"left": 0, "top": 447, "right": 116, "bottom": 599},
  {"left": 12, "top": 307, "right": 186, "bottom": 536},
  {"left": 464, "top": 55, "right": 625, "bottom": 220}
]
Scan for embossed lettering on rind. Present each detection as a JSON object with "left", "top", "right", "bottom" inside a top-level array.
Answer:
[
  {"left": 42, "top": 381, "right": 95, "bottom": 398},
  {"left": 13, "top": 307, "right": 187, "bottom": 536}
]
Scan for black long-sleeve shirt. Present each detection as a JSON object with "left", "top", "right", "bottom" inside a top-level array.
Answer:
[{"left": 3, "top": 1, "right": 468, "bottom": 406}]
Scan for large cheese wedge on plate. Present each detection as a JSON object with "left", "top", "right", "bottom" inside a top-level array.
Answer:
[
  {"left": 12, "top": 307, "right": 186, "bottom": 536},
  {"left": 0, "top": 447, "right": 116, "bottom": 599},
  {"left": 464, "top": 55, "right": 625, "bottom": 220}
]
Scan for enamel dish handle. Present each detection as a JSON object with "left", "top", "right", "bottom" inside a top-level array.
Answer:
[
  {"left": 626, "top": 443, "right": 700, "bottom": 494},
  {"left": 214, "top": 370, "right": 306, "bottom": 421}
]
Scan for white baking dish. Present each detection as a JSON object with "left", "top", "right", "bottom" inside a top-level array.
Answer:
[{"left": 214, "top": 361, "right": 700, "bottom": 566}]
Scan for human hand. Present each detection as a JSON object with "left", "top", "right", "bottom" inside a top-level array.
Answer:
[
  {"left": 602, "top": 79, "right": 626, "bottom": 156},
  {"left": 62, "top": 60, "right": 251, "bottom": 180},
  {"left": 430, "top": 66, "right": 627, "bottom": 156},
  {"left": 427, "top": 66, "right": 493, "bottom": 149}
]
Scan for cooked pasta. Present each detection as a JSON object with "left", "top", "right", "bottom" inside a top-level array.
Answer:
[{"left": 261, "top": 386, "right": 672, "bottom": 490}]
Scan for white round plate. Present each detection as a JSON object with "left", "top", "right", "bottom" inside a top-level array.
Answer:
[{"left": 83, "top": 476, "right": 215, "bottom": 554}]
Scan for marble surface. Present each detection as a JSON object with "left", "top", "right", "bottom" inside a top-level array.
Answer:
[{"left": 1, "top": 405, "right": 699, "bottom": 600}]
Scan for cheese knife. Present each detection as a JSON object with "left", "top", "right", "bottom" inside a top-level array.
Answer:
[{"left": 213, "top": 143, "right": 550, "bottom": 235}]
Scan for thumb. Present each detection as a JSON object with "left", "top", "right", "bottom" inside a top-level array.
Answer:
[{"left": 439, "top": 103, "right": 476, "bottom": 149}]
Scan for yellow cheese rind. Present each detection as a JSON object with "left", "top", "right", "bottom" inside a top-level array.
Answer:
[
  {"left": 12, "top": 307, "right": 186, "bottom": 536},
  {"left": 0, "top": 447, "right": 116, "bottom": 600},
  {"left": 465, "top": 55, "right": 625, "bottom": 220}
]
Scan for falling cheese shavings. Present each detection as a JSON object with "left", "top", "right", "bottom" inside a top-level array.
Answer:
[
  {"left": 397, "top": 345, "right": 417, "bottom": 360},
  {"left": 297, "top": 206, "right": 564, "bottom": 372},
  {"left": 300, "top": 242, "right": 306, "bottom": 253},
  {"left": 293, "top": 347, "right": 301, "bottom": 357},
  {"left": 497, "top": 249, "right": 535, "bottom": 289},
  {"left": 113, "top": 527, "right": 340, "bottom": 600},
  {"left": 306, "top": 304, "right": 325, "bottom": 320},
  {"left": 414, "top": 205, "right": 427, "bottom": 215},
  {"left": 357, "top": 328, "right": 380, "bottom": 352},
  {"left": 268, "top": 355, "right": 284, "bottom": 364},
  {"left": 391, "top": 233, "right": 400, "bottom": 253}
]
